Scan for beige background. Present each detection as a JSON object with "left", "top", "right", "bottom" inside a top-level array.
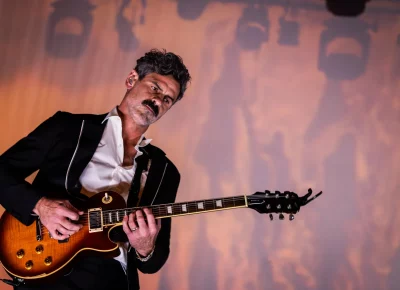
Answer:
[{"left": 1, "top": 0, "right": 400, "bottom": 289}]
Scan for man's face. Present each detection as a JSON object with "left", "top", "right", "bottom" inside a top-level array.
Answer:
[{"left": 121, "top": 71, "right": 180, "bottom": 127}]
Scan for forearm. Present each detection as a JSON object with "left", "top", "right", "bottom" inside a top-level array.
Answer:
[
  {"left": 0, "top": 166, "right": 44, "bottom": 225},
  {"left": 131, "top": 218, "right": 171, "bottom": 274},
  {"left": 0, "top": 112, "right": 64, "bottom": 224}
]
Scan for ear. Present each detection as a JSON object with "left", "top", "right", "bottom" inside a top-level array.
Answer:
[{"left": 125, "top": 70, "right": 139, "bottom": 90}]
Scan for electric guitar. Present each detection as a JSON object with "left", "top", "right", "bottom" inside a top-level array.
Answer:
[{"left": 0, "top": 188, "right": 322, "bottom": 284}]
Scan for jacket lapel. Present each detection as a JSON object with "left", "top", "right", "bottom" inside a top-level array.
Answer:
[{"left": 66, "top": 115, "right": 107, "bottom": 194}]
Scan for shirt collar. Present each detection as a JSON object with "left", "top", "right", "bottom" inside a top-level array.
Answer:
[
  {"left": 103, "top": 106, "right": 152, "bottom": 148},
  {"left": 102, "top": 106, "right": 119, "bottom": 124}
]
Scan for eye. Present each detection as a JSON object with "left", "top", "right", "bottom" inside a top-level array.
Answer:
[
  {"left": 151, "top": 86, "right": 158, "bottom": 92},
  {"left": 163, "top": 96, "right": 171, "bottom": 104}
]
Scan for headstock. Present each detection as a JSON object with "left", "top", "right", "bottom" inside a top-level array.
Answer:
[{"left": 247, "top": 188, "right": 322, "bottom": 221}]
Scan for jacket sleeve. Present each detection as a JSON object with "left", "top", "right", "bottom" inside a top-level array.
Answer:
[
  {"left": 129, "top": 163, "right": 180, "bottom": 274},
  {"left": 0, "top": 111, "right": 65, "bottom": 225}
]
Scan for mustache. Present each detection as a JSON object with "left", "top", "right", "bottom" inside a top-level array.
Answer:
[{"left": 142, "top": 99, "right": 159, "bottom": 117}]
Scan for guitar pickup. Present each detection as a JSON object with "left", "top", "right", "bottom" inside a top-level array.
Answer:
[{"left": 88, "top": 208, "right": 103, "bottom": 233}]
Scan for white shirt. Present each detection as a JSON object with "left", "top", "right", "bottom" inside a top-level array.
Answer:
[{"left": 79, "top": 106, "right": 152, "bottom": 272}]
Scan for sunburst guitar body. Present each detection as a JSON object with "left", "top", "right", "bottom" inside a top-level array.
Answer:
[{"left": 0, "top": 191, "right": 124, "bottom": 282}]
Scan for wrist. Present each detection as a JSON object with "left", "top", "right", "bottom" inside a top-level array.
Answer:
[
  {"left": 136, "top": 247, "right": 152, "bottom": 257},
  {"left": 135, "top": 247, "right": 155, "bottom": 262},
  {"left": 32, "top": 197, "right": 45, "bottom": 215}
]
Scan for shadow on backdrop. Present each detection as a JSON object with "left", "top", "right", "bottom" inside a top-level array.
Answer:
[
  {"left": 236, "top": 4, "right": 269, "bottom": 51},
  {"left": 303, "top": 18, "right": 372, "bottom": 183},
  {"left": 194, "top": 42, "right": 242, "bottom": 196},
  {"left": 188, "top": 219, "right": 218, "bottom": 290},
  {"left": 177, "top": 0, "right": 210, "bottom": 20},
  {"left": 116, "top": 0, "right": 147, "bottom": 52},
  {"left": 46, "top": 0, "right": 95, "bottom": 58},
  {"left": 317, "top": 133, "right": 357, "bottom": 290}
]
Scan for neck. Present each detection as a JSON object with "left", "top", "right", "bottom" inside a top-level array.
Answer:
[{"left": 117, "top": 106, "right": 148, "bottom": 145}]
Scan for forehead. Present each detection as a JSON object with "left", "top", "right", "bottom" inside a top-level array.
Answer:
[{"left": 143, "top": 73, "right": 180, "bottom": 98}]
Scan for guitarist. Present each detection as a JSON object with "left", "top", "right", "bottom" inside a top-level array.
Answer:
[{"left": 0, "top": 49, "right": 191, "bottom": 290}]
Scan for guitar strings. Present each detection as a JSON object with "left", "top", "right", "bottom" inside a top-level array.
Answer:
[{"left": 38, "top": 196, "right": 247, "bottom": 234}]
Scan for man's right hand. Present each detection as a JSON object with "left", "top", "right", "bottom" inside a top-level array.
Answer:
[{"left": 33, "top": 197, "right": 83, "bottom": 240}]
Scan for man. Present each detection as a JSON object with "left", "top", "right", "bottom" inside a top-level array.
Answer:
[{"left": 0, "top": 49, "right": 191, "bottom": 290}]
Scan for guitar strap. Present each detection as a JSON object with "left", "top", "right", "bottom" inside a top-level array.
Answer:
[{"left": 127, "top": 148, "right": 150, "bottom": 208}]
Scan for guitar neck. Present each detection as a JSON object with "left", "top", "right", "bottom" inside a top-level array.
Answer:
[{"left": 101, "top": 196, "right": 248, "bottom": 226}]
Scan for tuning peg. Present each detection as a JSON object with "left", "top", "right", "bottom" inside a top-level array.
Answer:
[
  {"left": 279, "top": 213, "right": 285, "bottom": 220},
  {"left": 269, "top": 214, "right": 273, "bottom": 221},
  {"left": 277, "top": 204, "right": 281, "bottom": 209},
  {"left": 289, "top": 214, "right": 295, "bottom": 221},
  {"left": 265, "top": 190, "right": 271, "bottom": 195}
]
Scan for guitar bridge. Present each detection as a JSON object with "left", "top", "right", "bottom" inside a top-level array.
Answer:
[{"left": 88, "top": 208, "right": 103, "bottom": 233}]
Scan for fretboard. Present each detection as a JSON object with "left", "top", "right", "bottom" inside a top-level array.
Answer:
[{"left": 101, "top": 196, "right": 248, "bottom": 226}]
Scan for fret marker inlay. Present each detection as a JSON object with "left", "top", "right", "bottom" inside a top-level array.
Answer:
[
  {"left": 197, "top": 202, "right": 204, "bottom": 210},
  {"left": 182, "top": 204, "right": 187, "bottom": 212},
  {"left": 216, "top": 200, "right": 222, "bottom": 207},
  {"left": 167, "top": 206, "right": 172, "bottom": 214}
]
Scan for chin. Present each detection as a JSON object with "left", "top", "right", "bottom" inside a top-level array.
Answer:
[{"left": 137, "top": 115, "right": 156, "bottom": 127}]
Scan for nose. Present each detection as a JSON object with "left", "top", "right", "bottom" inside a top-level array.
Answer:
[{"left": 151, "top": 95, "right": 163, "bottom": 107}]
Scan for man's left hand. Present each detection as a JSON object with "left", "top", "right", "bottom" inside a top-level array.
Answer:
[{"left": 122, "top": 208, "right": 161, "bottom": 257}]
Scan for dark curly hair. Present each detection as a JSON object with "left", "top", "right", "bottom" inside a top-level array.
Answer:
[{"left": 134, "top": 49, "right": 191, "bottom": 101}]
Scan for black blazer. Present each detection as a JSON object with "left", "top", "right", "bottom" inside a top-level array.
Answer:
[{"left": 0, "top": 111, "right": 180, "bottom": 289}]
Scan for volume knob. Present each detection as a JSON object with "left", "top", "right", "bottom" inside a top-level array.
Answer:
[
  {"left": 35, "top": 245, "right": 44, "bottom": 254},
  {"left": 44, "top": 256, "right": 52, "bottom": 266},
  {"left": 16, "top": 249, "right": 24, "bottom": 259},
  {"left": 25, "top": 260, "right": 33, "bottom": 270}
]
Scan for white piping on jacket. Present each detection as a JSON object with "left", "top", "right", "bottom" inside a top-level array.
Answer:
[
  {"left": 151, "top": 163, "right": 168, "bottom": 205},
  {"left": 65, "top": 120, "right": 85, "bottom": 194}
]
